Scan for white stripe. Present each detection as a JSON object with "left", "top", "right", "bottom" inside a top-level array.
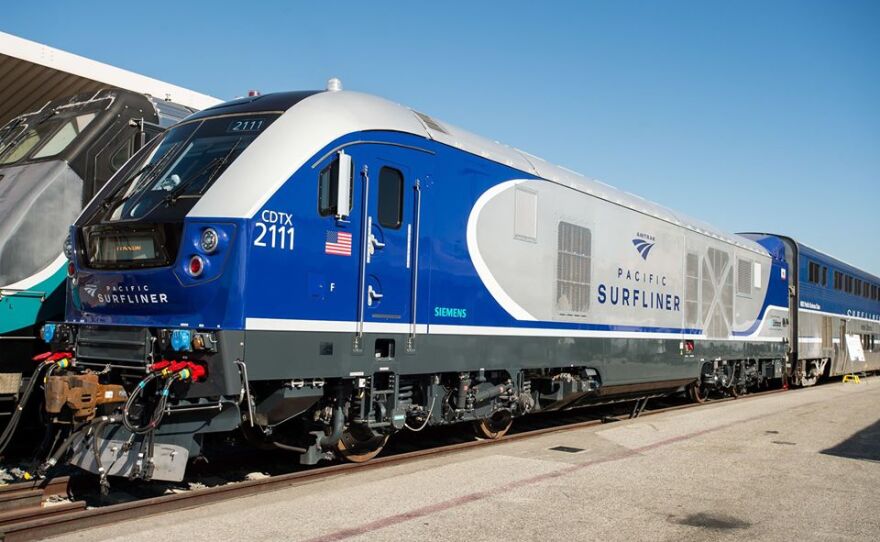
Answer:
[
  {"left": 429, "top": 324, "right": 784, "bottom": 342},
  {"left": 245, "top": 318, "right": 427, "bottom": 334},
  {"left": 799, "top": 337, "right": 823, "bottom": 344},
  {"left": 466, "top": 180, "right": 537, "bottom": 321},
  {"left": 245, "top": 317, "right": 783, "bottom": 342},
  {"left": 0, "top": 253, "right": 66, "bottom": 291}
]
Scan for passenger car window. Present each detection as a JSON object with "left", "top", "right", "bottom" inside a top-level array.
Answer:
[{"left": 377, "top": 167, "right": 403, "bottom": 228}]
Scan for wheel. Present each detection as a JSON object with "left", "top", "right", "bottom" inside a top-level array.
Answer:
[
  {"left": 688, "top": 382, "right": 710, "bottom": 404},
  {"left": 473, "top": 410, "right": 513, "bottom": 440},
  {"left": 336, "top": 426, "right": 389, "bottom": 463}
]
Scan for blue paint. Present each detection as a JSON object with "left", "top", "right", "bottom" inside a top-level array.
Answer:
[{"left": 65, "top": 128, "right": 794, "bottom": 340}]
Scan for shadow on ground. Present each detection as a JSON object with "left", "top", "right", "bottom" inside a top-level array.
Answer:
[{"left": 820, "top": 418, "right": 880, "bottom": 462}]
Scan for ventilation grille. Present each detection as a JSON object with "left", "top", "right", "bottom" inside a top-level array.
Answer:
[
  {"left": 413, "top": 111, "right": 449, "bottom": 134},
  {"left": 685, "top": 252, "right": 700, "bottom": 327},
  {"left": 737, "top": 258, "right": 752, "bottom": 296},
  {"left": 556, "top": 221, "right": 591, "bottom": 315},
  {"left": 701, "top": 247, "right": 733, "bottom": 338}
]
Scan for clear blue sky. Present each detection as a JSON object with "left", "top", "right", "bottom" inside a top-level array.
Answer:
[{"left": 5, "top": 1, "right": 879, "bottom": 272}]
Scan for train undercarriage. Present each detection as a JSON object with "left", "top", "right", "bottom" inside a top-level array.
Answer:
[{"left": 11, "top": 323, "right": 792, "bottom": 486}]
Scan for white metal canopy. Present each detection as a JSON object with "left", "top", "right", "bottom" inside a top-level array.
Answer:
[{"left": 0, "top": 30, "right": 220, "bottom": 125}]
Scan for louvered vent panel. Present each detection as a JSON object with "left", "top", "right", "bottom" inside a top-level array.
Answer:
[{"left": 737, "top": 258, "right": 752, "bottom": 296}]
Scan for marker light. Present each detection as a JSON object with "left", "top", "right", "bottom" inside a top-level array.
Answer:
[
  {"left": 63, "top": 234, "right": 74, "bottom": 260},
  {"left": 170, "top": 329, "right": 193, "bottom": 352},
  {"left": 67, "top": 262, "right": 75, "bottom": 278},
  {"left": 187, "top": 255, "right": 204, "bottom": 277},
  {"left": 200, "top": 228, "right": 219, "bottom": 253},
  {"left": 41, "top": 324, "right": 56, "bottom": 343}
]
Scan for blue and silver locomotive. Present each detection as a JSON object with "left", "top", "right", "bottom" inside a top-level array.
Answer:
[{"left": 37, "top": 82, "right": 872, "bottom": 482}]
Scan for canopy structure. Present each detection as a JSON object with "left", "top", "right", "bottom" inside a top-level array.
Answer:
[{"left": 0, "top": 30, "right": 220, "bottom": 126}]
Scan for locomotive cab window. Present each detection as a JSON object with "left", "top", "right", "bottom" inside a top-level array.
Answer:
[
  {"left": 32, "top": 113, "right": 96, "bottom": 159},
  {"left": 109, "top": 141, "right": 133, "bottom": 172},
  {"left": 377, "top": 167, "right": 404, "bottom": 229}
]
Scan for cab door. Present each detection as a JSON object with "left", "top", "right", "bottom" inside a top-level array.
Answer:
[{"left": 349, "top": 143, "right": 425, "bottom": 355}]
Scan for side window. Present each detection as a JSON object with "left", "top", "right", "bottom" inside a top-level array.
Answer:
[
  {"left": 377, "top": 167, "right": 403, "bottom": 228},
  {"left": 556, "top": 221, "right": 591, "bottom": 316},
  {"left": 109, "top": 141, "right": 133, "bottom": 172},
  {"left": 807, "top": 261, "right": 820, "bottom": 285},
  {"left": 821, "top": 266, "right": 828, "bottom": 287},
  {"left": 317, "top": 156, "right": 352, "bottom": 217}
]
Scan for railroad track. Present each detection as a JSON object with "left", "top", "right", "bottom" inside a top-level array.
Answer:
[{"left": 0, "top": 386, "right": 796, "bottom": 542}]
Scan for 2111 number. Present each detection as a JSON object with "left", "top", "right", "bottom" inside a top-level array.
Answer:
[{"left": 254, "top": 223, "right": 294, "bottom": 250}]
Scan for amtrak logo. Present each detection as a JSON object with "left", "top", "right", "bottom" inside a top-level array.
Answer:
[
  {"left": 632, "top": 236, "right": 656, "bottom": 260},
  {"left": 83, "top": 284, "right": 98, "bottom": 298}
]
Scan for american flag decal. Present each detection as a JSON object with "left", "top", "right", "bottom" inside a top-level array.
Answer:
[{"left": 325, "top": 230, "right": 352, "bottom": 256}]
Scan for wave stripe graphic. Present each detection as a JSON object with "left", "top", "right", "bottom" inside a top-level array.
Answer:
[{"left": 632, "top": 238, "right": 655, "bottom": 260}]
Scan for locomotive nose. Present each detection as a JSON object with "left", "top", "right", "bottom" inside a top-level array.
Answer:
[{"left": 69, "top": 220, "right": 243, "bottom": 330}]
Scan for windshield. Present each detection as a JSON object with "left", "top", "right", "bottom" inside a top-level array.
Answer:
[
  {"left": 102, "top": 114, "right": 278, "bottom": 222},
  {"left": 0, "top": 112, "right": 97, "bottom": 165}
]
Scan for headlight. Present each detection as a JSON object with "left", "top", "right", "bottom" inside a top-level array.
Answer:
[
  {"left": 200, "top": 228, "right": 219, "bottom": 253},
  {"left": 63, "top": 233, "right": 74, "bottom": 260}
]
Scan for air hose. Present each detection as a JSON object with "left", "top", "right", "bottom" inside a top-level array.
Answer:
[
  {"left": 121, "top": 373, "right": 161, "bottom": 434},
  {"left": 91, "top": 415, "right": 121, "bottom": 495},
  {"left": 36, "top": 419, "right": 90, "bottom": 477}
]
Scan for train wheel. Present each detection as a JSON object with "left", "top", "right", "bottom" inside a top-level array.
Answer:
[
  {"left": 473, "top": 410, "right": 513, "bottom": 440},
  {"left": 688, "top": 382, "right": 710, "bottom": 404},
  {"left": 336, "top": 426, "right": 389, "bottom": 463}
]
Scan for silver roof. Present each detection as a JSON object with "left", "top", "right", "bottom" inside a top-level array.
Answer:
[{"left": 191, "top": 90, "right": 767, "bottom": 256}]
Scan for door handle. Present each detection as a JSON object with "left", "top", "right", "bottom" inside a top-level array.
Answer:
[
  {"left": 367, "top": 285, "right": 383, "bottom": 306},
  {"left": 367, "top": 232, "right": 385, "bottom": 263}
]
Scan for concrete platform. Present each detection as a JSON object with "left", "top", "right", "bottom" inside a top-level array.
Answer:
[{"left": 52, "top": 378, "right": 880, "bottom": 542}]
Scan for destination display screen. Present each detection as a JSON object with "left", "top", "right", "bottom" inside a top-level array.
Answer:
[{"left": 88, "top": 231, "right": 160, "bottom": 264}]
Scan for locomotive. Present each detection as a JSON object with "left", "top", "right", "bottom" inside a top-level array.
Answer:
[
  {"left": 34, "top": 82, "right": 879, "bottom": 483},
  {"left": 0, "top": 90, "right": 193, "bottom": 449}
]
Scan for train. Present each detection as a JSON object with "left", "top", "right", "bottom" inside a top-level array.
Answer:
[
  {"left": 0, "top": 89, "right": 193, "bottom": 449},
  {"left": 29, "top": 81, "right": 879, "bottom": 483}
]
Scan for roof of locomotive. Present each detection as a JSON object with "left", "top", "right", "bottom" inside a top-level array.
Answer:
[{"left": 189, "top": 89, "right": 766, "bottom": 256}]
